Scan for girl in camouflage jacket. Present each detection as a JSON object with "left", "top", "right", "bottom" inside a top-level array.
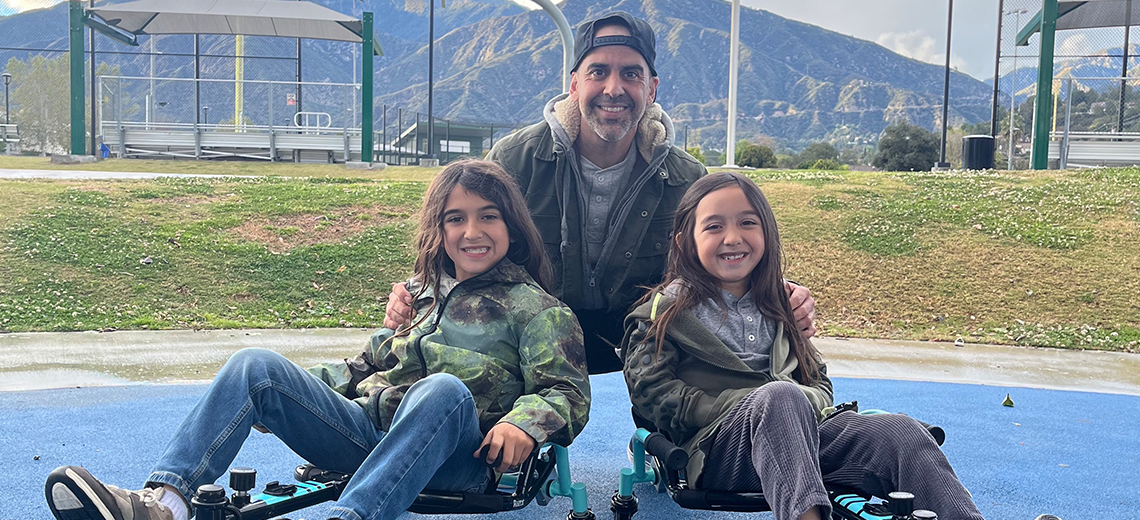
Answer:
[
  {"left": 621, "top": 173, "right": 982, "bottom": 520},
  {"left": 44, "top": 160, "right": 590, "bottom": 520}
]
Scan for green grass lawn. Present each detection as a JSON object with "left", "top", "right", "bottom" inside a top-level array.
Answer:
[{"left": 1, "top": 162, "right": 1137, "bottom": 352}]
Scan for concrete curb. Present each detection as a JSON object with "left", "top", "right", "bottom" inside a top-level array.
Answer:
[{"left": 3, "top": 329, "right": 1138, "bottom": 395}]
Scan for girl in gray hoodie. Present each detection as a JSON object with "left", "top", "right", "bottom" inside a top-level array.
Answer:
[{"left": 621, "top": 172, "right": 983, "bottom": 520}]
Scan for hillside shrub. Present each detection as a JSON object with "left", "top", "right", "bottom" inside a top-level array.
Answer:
[{"left": 804, "top": 158, "right": 843, "bottom": 170}]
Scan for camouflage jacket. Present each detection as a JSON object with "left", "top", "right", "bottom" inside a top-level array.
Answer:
[{"left": 309, "top": 259, "right": 591, "bottom": 447}]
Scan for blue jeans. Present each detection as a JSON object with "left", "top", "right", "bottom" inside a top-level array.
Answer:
[{"left": 147, "top": 348, "right": 491, "bottom": 520}]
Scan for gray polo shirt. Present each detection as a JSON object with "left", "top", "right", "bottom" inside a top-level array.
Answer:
[
  {"left": 578, "top": 145, "right": 638, "bottom": 266},
  {"left": 692, "top": 289, "right": 777, "bottom": 373}
]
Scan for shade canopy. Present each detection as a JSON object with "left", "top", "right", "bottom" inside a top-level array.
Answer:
[
  {"left": 1018, "top": 0, "right": 1140, "bottom": 45},
  {"left": 86, "top": 0, "right": 381, "bottom": 55}
]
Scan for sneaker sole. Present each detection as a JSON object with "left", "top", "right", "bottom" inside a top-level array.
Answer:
[{"left": 45, "top": 466, "right": 122, "bottom": 520}]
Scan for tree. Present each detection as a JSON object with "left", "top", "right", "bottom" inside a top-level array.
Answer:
[
  {"left": 5, "top": 55, "right": 123, "bottom": 154},
  {"left": 872, "top": 121, "right": 939, "bottom": 172},
  {"left": 6, "top": 55, "right": 70, "bottom": 153},
  {"left": 796, "top": 141, "right": 839, "bottom": 168},
  {"left": 805, "top": 158, "right": 843, "bottom": 170},
  {"left": 704, "top": 149, "right": 725, "bottom": 167},
  {"left": 685, "top": 146, "right": 705, "bottom": 164},
  {"left": 736, "top": 140, "right": 775, "bottom": 168}
]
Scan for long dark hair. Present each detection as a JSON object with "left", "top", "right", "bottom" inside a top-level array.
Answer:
[
  {"left": 405, "top": 159, "right": 551, "bottom": 331},
  {"left": 638, "top": 172, "right": 822, "bottom": 385}
]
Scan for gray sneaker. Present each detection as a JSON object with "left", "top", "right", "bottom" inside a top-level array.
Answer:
[{"left": 45, "top": 465, "right": 176, "bottom": 520}]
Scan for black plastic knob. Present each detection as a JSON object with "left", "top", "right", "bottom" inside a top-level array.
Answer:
[
  {"left": 567, "top": 508, "right": 595, "bottom": 520},
  {"left": 193, "top": 484, "right": 227, "bottom": 505},
  {"left": 887, "top": 491, "right": 915, "bottom": 518},
  {"left": 229, "top": 467, "right": 256, "bottom": 492}
]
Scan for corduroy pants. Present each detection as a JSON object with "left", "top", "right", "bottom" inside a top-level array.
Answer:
[{"left": 701, "top": 381, "right": 984, "bottom": 520}]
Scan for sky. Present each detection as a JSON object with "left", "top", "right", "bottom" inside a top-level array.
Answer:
[
  {"left": 743, "top": 0, "right": 1002, "bottom": 80},
  {"left": 0, "top": 0, "right": 1045, "bottom": 81}
]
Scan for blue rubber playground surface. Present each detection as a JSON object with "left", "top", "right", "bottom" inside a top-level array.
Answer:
[{"left": 2, "top": 372, "right": 1136, "bottom": 520}]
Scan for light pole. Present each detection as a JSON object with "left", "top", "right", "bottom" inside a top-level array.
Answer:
[
  {"left": 1006, "top": 8, "right": 1027, "bottom": 170},
  {"left": 426, "top": 0, "right": 436, "bottom": 161},
  {"left": 1119, "top": 0, "right": 1133, "bottom": 133},
  {"left": 990, "top": 0, "right": 1004, "bottom": 137},
  {"left": 724, "top": 0, "right": 741, "bottom": 167},
  {"left": 936, "top": 0, "right": 954, "bottom": 169},
  {"left": 2, "top": 72, "right": 11, "bottom": 126}
]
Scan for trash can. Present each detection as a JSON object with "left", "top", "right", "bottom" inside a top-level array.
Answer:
[{"left": 961, "top": 135, "right": 995, "bottom": 170}]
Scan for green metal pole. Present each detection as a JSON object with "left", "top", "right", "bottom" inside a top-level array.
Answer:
[
  {"left": 361, "top": 12, "right": 374, "bottom": 163},
  {"left": 69, "top": 1, "right": 86, "bottom": 155},
  {"left": 1030, "top": 0, "right": 1057, "bottom": 170}
]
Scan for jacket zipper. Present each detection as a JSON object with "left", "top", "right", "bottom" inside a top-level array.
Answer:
[{"left": 410, "top": 278, "right": 471, "bottom": 379}]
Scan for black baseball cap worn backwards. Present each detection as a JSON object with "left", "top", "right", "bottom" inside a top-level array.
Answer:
[{"left": 572, "top": 11, "right": 657, "bottom": 77}]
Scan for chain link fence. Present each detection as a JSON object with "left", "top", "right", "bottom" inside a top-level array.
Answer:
[
  {"left": 996, "top": 0, "right": 1137, "bottom": 168},
  {"left": 0, "top": 0, "right": 523, "bottom": 162}
]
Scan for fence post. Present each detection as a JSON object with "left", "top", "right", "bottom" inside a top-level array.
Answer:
[
  {"left": 117, "top": 76, "right": 124, "bottom": 157},
  {"left": 1061, "top": 78, "right": 1072, "bottom": 169},
  {"left": 269, "top": 82, "right": 276, "bottom": 161}
]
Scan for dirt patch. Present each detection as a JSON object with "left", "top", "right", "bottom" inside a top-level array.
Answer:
[{"left": 230, "top": 205, "right": 406, "bottom": 253}]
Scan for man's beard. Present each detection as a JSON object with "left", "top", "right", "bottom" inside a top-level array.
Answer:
[{"left": 584, "top": 94, "right": 643, "bottom": 143}]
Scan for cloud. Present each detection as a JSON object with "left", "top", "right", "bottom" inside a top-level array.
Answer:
[
  {"left": 503, "top": 0, "right": 542, "bottom": 11},
  {"left": 1057, "top": 33, "right": 1091, "bottom": 56},
  {"left": 0, "top": 0, "right": 63, "bottom": 16},
  {"left": 876, "top": 30, "right": 970, "bottom": 71}
]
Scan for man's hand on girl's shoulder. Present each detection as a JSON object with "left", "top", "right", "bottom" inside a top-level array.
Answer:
[
  {"left": 785, "top": 281, "right": 817, "bottom": 340},
  {"left": 475, "top": 422, "right": 536, "bottom": 473},
  {"left": 383, "top": 282, "right": 414, "bottom": 330}
]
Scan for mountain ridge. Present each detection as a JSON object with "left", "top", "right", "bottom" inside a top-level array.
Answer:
[{"left": 1, "top": 0, "right": 997, "bottom": 149}]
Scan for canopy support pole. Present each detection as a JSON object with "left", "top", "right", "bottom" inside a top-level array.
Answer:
[
  {"left": 361, "top": 11, "right": 374, "bottom": 163},
  {"left": 1030, "top": 0, "right": 1057, "bottom": 170},
  {"left": 70, "top": 0, "right": 86, "bottom": 155}
]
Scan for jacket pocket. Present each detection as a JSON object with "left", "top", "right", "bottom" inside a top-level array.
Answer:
[
  {"left": 531, "top": 214, "right": 564, "bottom": 291},
  {"left": 626, "top": 217, "right": 672, "bottom": 289}
]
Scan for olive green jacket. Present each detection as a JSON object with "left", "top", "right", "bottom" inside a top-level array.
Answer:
[
  {"left": 487, "top": 94, "right": 706, "bottom": 316},
  {"left": 309, "top": 260, "right": 591, "bottom": 447},
  {"left": 620, "top": 292, "right": 833, "bottom": 484}
]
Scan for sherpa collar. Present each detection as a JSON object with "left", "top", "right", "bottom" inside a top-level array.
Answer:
[{"left": 545, "top": 93, "right": 671, "bottom": 163}]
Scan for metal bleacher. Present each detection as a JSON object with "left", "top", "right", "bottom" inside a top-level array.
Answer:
[
  {"left": 97, "top": 75, "right": 427, "bottom": 164},
  {"left": 101, "top": 122, "right": 366, "bottom": 163},
  {"left": 1, "top": 123, "right": 19, "bottom": 154},
  {"left": 1049, "top": 132, "right": 1140, "bottom": 168}
]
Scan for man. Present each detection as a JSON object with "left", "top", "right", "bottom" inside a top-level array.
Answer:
[{"left": 388, "top": 11, "right": 816, "bottom": 374}]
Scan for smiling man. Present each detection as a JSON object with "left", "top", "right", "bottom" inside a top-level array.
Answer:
[{"left": 389, "top": 12, "right": 817, "bottom": 374}]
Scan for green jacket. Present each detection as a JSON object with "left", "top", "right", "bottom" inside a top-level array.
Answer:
[
  {"left": 620, "top": 292, "right": 833, "bottom": 484},
  {"left": 487, "top": 94, "right": 706, "bottom": 316},
  {"left": 309, "top": 260, "right": 591, "bottom": 447}
]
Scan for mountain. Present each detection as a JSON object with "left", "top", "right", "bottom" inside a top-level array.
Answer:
[
  {"left": 988, "top": 43, "right": 1140, "bottom": 104},
  {"left": 367, "top": 0, "right": 995, "bottom": 148},
  {"left": 0, "top": 0, "right": 995, "bottom": 150}
]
